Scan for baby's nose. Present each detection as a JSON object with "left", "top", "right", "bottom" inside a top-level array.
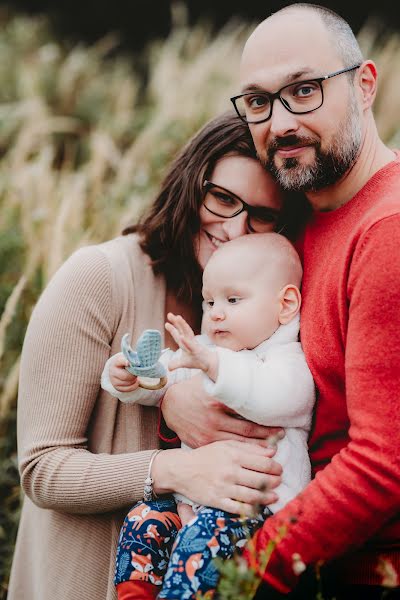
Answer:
[{"left": 210, "top": 304, "right": 225, "bottom": 320}]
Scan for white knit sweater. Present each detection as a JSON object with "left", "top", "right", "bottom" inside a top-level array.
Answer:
[{"left": 102, "top": 315, "right": 315, "bottom": 512}]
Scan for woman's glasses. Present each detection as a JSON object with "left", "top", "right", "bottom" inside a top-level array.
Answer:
[{"left": 202, "top": 180, "right": 280, "bottom": 233}]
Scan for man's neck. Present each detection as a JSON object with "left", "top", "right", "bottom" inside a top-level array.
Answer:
[{"left": 306, "top": 130, "right": 396, "bottom": 212}]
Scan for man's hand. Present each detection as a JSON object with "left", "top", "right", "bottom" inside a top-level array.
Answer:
[{"left": 162, "top": 374, "right": 284, "bottom": 449}]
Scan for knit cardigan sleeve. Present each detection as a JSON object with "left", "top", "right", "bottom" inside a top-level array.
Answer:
[
  {"left": 17, "top": 245, "right": 155, "bottom": 514},
  {"left": 247, "top": 216, "right": 400, "bottom": 592}
]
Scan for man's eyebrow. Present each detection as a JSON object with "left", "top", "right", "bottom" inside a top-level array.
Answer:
[
  {"left": 240, "top": 69, "right": 318, "bottom": 94},
  {"left": 240, "top": 83, "right": 268, "bottom": 94}
]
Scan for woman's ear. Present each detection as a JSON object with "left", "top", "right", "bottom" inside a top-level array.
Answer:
[{"left": 278, "top": 284, "right": 301, "bottom": 325}]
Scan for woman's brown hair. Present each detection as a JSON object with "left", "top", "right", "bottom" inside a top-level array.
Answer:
[{"left": 123, "top": 111, "right": 310, "bottom": 303}]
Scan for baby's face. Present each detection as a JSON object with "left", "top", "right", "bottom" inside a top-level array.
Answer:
[{"left": 202, "top": 251, "right": 281, "bottom": 351}]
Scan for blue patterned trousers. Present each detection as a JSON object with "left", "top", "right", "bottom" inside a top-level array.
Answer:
[{"left": 114, "top": 497, "right": 271, "bottom": 599}]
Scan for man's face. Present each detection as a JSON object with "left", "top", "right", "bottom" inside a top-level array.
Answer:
[
  {"left": 263, "top": 87, "right": 362, "bottom": 192},
  {"left": 239, "top": 11, "right": 363, "bottom": 193}
]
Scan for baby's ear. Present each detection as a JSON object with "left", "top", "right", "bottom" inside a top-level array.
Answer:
[{"left": 277, "top": 284, "right": 301, "bottom": 325}]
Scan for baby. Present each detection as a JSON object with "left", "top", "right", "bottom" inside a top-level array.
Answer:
[{"left": 101, "top": 233, "right": 315, "bottom": 599}]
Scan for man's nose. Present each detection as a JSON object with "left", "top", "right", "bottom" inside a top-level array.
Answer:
[
  {"left": 269, "top": 98, "right": 300, "bottom": 138},
  {"left": 222, "top": 211, "right": 249, "bottom": 239}
]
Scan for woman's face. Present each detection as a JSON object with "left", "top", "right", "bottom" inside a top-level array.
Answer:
[{"left": 195, "top": 155, "right": 283, "bottom": 270}]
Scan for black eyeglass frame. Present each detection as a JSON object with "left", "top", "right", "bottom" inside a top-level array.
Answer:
[
  {"left": 230, "top": 64, "right": 361, "bottom": 125},
  {"left": 202, "top": 180, "right": 280, "bottom": 232}
]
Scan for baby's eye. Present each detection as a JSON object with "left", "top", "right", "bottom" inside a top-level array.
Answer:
[
  {"left": 228, "top": 297, "right": 240, "bottom": 304},
  {"left": 205, "top": 300, "right": 214, "bottom": 308}
]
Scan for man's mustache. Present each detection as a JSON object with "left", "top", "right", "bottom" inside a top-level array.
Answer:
[{"left": 268, "top": 135, "right": 319, "bottom": 153}]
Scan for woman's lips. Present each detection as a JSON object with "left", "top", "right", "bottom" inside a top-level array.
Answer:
[{"left": 204, "top": 231, "right": 226, "bottom": 248}]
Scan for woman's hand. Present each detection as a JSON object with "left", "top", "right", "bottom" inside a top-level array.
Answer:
[
  {"left": 162, "top": 374, "right": 284, "bottom": 448},
  {"left": 152, "top": 442, "right": 282, "bottom": 516}
]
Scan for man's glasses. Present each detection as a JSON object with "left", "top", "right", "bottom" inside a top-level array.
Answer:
[
  {"left": 202, "top": 180, "right": 280, "bottom": 233},
  {"left": 230, "top": 64, "right": 361, "bottom": 124}
]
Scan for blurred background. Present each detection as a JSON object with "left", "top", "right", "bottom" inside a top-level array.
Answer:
[{"left": 0, "top": 1, "right": 399, "bottom": 597}]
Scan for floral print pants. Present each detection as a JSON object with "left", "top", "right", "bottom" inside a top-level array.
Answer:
[{"left": 114, "top": 497, "right": 271, "bottom": 599}]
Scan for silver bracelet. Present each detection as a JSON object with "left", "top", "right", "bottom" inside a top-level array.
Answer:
[{"left": 143, "top": 449, "right": 162, "bottom": 502}]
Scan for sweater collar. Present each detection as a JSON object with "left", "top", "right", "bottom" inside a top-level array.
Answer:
[{"left": 254, "top": 314, "right": 300, "bottom": 353}]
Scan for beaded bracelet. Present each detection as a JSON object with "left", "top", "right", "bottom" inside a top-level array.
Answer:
[{"left": 143, "top": 449, "right": 163, "bottom": 501}]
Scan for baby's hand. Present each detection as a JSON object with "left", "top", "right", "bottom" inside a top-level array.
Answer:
[
  {"left": 109, "top": 352, "right": 140, "bottom": 392},
  {"left": 165, "top": 313, "right": 218, "bottom": 380},
  {"left": 176, "top": 502, "right": 196, "bottom": 527}
]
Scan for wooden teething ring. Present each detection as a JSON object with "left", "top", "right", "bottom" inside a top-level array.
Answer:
[{"left": 138, "top": 376, "right": 168, "bottom": 391}]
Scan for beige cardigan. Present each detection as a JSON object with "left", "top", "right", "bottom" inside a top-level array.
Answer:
[{"left": 8, "top": 234, "right": 166, "bottom": 600}]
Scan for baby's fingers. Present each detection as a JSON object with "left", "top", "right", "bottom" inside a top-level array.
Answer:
[
  {"left": 111, "top": 369, "right": 137, "bottom": 386},
  {"left": 110, "top": 352, "right": 129, "bottom": 368},
  {"left": 179, "top": 335, "right": 201, "bottom": 356},
  {"left": 165, "top": 322, "right": 181, "bottom": 347},
  {"left": 167, "top": 313, "right": 194, "bottom": 339}
]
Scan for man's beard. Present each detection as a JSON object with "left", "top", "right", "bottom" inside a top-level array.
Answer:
[{"left": 262, "top": 96, "right": 362, "bottom": 192}]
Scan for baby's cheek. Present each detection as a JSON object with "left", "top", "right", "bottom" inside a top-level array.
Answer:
[{"left": 201, "top": 314, "right": 213, "bottom": 337}]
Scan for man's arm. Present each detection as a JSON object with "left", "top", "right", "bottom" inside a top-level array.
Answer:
[
  {"left": 246, "top": 217, "right": 400, "bottom": 592},
  {"left": 162, "top": 374, "right": 285, "bottom": 448}
]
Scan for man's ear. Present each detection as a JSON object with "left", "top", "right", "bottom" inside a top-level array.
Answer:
[
  {"left": 357, "top": 60, "right": 377, "bottom": 110},
  {"left": 278, "top": 284, "right": 301, "bottom": 325}
]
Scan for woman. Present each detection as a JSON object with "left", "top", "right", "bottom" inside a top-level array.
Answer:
[{"left": 8, "top": 112, "right": 307, "bottom": 600}]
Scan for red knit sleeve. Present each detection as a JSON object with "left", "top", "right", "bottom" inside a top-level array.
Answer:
[{"left": 246, "top": 216, "right": 400, "bottom": 592}]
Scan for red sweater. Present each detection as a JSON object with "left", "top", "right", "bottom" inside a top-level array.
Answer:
[{"left": 249, "top": 154, "right": 400, "bottom": 592}]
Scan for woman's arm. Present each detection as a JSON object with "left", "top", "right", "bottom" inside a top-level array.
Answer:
[
  {"left": 152, "top": 441, "right": 282, "bottom": 517},
  {"left": 18, "top": 245, "right": 281, "bottom": 516},
  {"left": 18, "top": 245, "right": 158, "bottom": 514}
]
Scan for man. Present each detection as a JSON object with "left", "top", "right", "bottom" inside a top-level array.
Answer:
[
  {"left": 162, "top": 3, "right": 400, "bottom": 599},
  {"left": 229, "top": 4, "right": 399, "bottom": 599}
]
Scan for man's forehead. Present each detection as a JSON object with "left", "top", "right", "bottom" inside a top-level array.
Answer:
[
  {"left": 239, "top": 10, "right": 336, "bottom": 89},
  {"left": 239, "top": 66, "right": 320, "bottom": 93},
  {"left": 245, "top": 8, "right": 326, "bottom": 47}
]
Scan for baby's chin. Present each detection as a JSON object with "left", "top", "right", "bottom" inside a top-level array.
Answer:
[{"left": 208, "top": 333, "right": 246, "bottom": 352}]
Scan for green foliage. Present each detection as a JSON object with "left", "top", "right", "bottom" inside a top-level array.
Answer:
[
  {"left": 211, "top": 523, "right": 288, "bottom": 600},
  {"left": 214, "top": 554, "right": 261, "bottom": 600}
]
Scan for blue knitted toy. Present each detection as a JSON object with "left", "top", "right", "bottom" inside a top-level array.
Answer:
[{"left": 121, "top": 329, "right": 167, "bottom": 390}]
